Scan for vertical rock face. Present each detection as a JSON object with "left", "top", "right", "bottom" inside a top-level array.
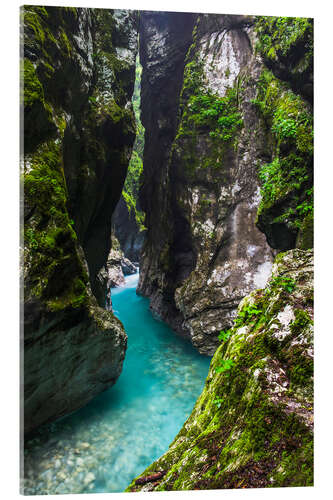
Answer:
[
  {"left": 253, "top": 17, "right": 313, "bottom": 251},
  {"left": 137, "top": 11, "right": 199, "bottom": 334},
  {"left": 112, "top": 197, "right": 145, "bottom": 261},
  {"left": 22, "top": 6, "right": 137, "bottom": 433},
  {"left": 138, "top": 13, "right": 275, "bottom": 354}
]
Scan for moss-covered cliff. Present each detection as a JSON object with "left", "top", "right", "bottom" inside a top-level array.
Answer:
[
  {"left": 22, "top": 6, "right": 137, "bottom": 434},
  {"left": 127, "top": 249, "right": 313, "bottom": 491},
  {"left": 112, "top": 56, "right": 146, "bottom": 261},
  {"left": 138, "top": 13, "right": 274, "bottom": 354},
  {"left": 254, "top": 17, "right": 313, "bottom": 251},
  {"left": 137, "top": 13, "right": 313, "bottom": 356}
]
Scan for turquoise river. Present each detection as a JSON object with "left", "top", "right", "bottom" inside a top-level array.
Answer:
[{"left": 23, "top": 272, "right": 211, "bottom": 494}]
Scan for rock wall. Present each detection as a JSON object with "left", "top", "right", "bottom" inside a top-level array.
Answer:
[
  {"left": 138, "top": 13, "right": 275, "bottom": 354},
  {"left": 112, "top": 55, "right": 146, "bottom": 262},
  {"left": 127, "top": 249, "right": 314, "bottom": 491},
  {"left": 22, "top": 6, "right": 137, "bottom": 433},
  {"left": 112, "top": 195, "right": 145, "bottom": 262},
  {"left": 254, "top": 17, "right": 313, "bottom": 251},
  {"left": 101, "top": 235, "right": 137, "bottom": 310}
]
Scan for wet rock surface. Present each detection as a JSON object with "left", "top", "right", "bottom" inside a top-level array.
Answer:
[
  {"left": 113, "top": 196, "right": 145, "bottom": 262},
  {"left": 22, "top": 6, "right": 137, "bottom": 433},
  {"left": 128, "top": 249, "right": 314, "bottom": 491},
  {"left": 138, "top": 13, "right": 274, "bottom": 354},
  {"left": 101, "top": 237, "right": 137, "bottom": 292}
]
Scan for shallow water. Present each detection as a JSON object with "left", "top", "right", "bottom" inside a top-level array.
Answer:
[{"left": 23, "top": 272, "right": 211, "bottom": 494}]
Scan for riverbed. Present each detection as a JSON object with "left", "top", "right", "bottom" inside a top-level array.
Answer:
[{"left": 23, "top": 272, "right": 211, "bottom": 494}]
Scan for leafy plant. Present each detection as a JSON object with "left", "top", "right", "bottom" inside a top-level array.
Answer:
[
  {"left": 269, "top": 275, "right": 296, "bottom": 293},
  {"left": 235, "top": 304, "right": 262, "bottom": 327},
  {"left": 213, "top": 396, "right": 224, "bottom": 408},
  {"left": 186, "top": 89, "right": 243, "bottom": 143},
  {"left": 271, "top": 118, "right": 297, "bottom": 139},
  {"left": 216, "top": 359, "right": 235, "bottom": 374},
  {"left": 218, "top": 329, "right": 232, "bottom": 342}
]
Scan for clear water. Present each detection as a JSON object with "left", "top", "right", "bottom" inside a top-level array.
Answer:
[{"left": 23, "top": 273, "right": 211, "bottom": 495}]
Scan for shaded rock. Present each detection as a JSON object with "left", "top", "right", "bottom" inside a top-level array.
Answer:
[
  {"left": 113, "top": 196, "right": 145, "bottom": 262},
  {"left": 22, "top": 6, "right": 137, "bottom": 433},
  {"left": 127, "top": 249, "right": 313, "bottom": 491},
  {"left": 122, "top": 257, "right": 137, "bottom": 275},
  {"left": 99, "top": 236, "right": 137, "bottom": 292},
  {"left": 138, "top": 13, "right": 274, "bottom": 354}
]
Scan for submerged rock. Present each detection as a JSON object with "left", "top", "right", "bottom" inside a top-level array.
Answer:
[
  {"left": 22, "top": 6, "right": 137, "bottom": 433},
  {"left": 127, "top": 249, "right": 314, "bottom": 491}
]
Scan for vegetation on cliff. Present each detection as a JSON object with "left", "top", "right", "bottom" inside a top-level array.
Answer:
[
  {"left": 253, "top": 16, "right": 313, "bottom": 250},
  {"left": 22, "top": 5, "right": 136, "bottom": 433},
  {"left": 120, "top": 56, "right": 146, "bottom": 231},
  {"left": 174, "top": 24, "right": 243, "bottom": 174}
]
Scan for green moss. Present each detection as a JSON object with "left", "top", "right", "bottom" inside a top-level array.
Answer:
[
  {"left": 296, "top": 211, "right": 313, "bottom": 250},
  {"left": 270, "top": 438, "right": 313, "bottom": 486},
  {"left": 23, "top": 58, "right": 44, "bottom": 107},
  {"left": 290, "top": 309, "right": 311, "bottom": 335},
  {"left": 253, "top": 70, "right": 313, "bottom": 240},
  {"left": 172, "top": 35, "right": 243, "bottom": 176},
  {"left": 23, "top": 6, "right": 75, "bottom": 62},
  {"left": 59, "top": 28, "right": 72, "bottom": 56},
  {"left": 23, "top": 7, "right": 48, "bottom": 45},
  {"left": 23, "top": 57, "right": 57, "bottom": 152},
  {"left": 255, "top": 16, "right": 313, "bottom": 64},
  {"left": 24, "top": 141, "right": 88, "bottom": 310}
]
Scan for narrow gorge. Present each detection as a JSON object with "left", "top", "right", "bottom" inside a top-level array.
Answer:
[{"left": 22, "top": 6, "right": 313, "bottom": 494}]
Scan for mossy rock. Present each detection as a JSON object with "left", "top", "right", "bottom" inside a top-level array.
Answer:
[
  {"left": 23, "top": 58, "right": 57, "bottom": 153},
  {"left": 253, "top": 69, "right": 313, "bottom": 250}
]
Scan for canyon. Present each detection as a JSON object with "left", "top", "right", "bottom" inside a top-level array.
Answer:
[{"left": 22, "top": 6, "right": 313, "bottom": 491}]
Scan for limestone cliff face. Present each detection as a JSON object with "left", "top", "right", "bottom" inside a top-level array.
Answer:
[
  {"left": 22, "top": 6, "right": 137, "bottom": 433},
  {"left": 128, "top": 249, "right": 314, "bottom": 491},
  {"left": 138, "top": 13, "right": 274, "bottom": 354}
]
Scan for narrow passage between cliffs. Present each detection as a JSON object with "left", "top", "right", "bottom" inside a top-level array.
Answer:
[{"left": 23, "top": 272, "right": 211, "bottom": 494}]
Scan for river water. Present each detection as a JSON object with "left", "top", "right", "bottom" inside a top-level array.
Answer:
[{"left": 23, "top": 272, "right": 211, "bottom": 494}]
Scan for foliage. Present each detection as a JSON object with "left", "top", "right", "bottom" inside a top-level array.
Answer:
[
  {"left": 173, "top": 47, "right": 243, "bottom": 172},
  {"left": 187, "top": 90, "right": 243, "bottom": 143},
  {"left": 234, "top": 303, "right": 262, "bottom": 327},
  {"left": 268, "top": 275, "right": 296, "bottom": 293},
  {"left": 215, "top": 359, "right": 235, "bottom": 374},
  {"left": 255, "top": 16, "right": 313, "bottom": 63},
  {"left": 121, "top": 55, "right": 146, "bottom": 231},
  {"left": 218, "top": 329, "right": 232, "bottom": 342},
  {"left": 23, "top": 58, "right": 44, "bottom": 107},
  {"left": 212, "top": 396, "right": 224, "bottom": 408},
  {"left": 253, "top": 69, "right": 313, "bottom": 236}
]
